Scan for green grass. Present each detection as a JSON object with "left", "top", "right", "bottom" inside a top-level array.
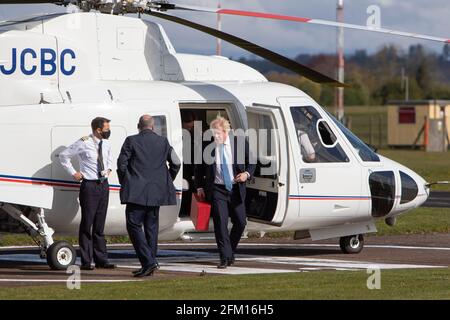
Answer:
[
  {"left": 0, "top": 269, "right": 448, "bottom": 300},
  {"left": 375, "top": 207, "right": 450, "bottom": 236},
  {"left": 379, "top": 149, "right": 450, "bottom": 191},
  {"left": 324, "top": 106, "right": 388, "bottom": 146},
  {"left": 0, "top": 234, "right": 131, "bottom": 247}
]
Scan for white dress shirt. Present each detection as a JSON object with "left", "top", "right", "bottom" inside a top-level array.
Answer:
[
  {"left": 59, "top": 134, "right": 113, "bottom": 181},
  {"left": 214, "top": 135, "right": 235, "bottom": 185},
  {"left": 297, "top": 129, "right": 316, "bottom": 162}
]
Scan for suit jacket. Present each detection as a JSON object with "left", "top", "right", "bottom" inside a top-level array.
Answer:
[
  {"left": 117, "top": 129, "right": 181, "bottom": 207},
  {"left": 195, "top": 135, "right": 256, "bottom": 204}
]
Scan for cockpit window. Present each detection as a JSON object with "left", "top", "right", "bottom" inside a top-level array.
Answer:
[
  {"left": 290, "top": 106, "right": 349, "bottom": 163},
  {"left": 328, "top": 112, "right": 380, "bottom": 162},
  {"left": 400, "top": 172, "right": 418, "bottom": 204},
  {"left": 317, "top": 120, "right": 337, "bottom": 146},
  {"left": 369, "top": 171, "right": 395, "bottom": 217}
]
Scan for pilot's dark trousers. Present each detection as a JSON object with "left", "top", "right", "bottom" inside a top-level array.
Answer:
[
  {"left": 78, "top": 179, "right": 109, "bottom": 266},
  {"left": 212, "top": 184, "right": 247, "bottom": 260},
  {"left": 125, "top": 203, "right": 159, "bottom": 268}
]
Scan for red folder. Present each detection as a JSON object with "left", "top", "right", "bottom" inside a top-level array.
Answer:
[{"left": 190, "top": 194, "right": 211, "bottom": 231}]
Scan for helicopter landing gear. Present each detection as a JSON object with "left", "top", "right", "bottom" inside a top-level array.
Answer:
[
  {"left": 46, "top": 240, "right": 76, "bottom": 270},
  {"left": 339, "top": 234, "right": 364, "bottom": 254},
  {"left": 0, "top": 204, "right": 76, "bottom": 270}
]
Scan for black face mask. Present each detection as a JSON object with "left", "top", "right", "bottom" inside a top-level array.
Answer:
[{"left": 101, "top": 130, "right": 111, "bottom": 139}]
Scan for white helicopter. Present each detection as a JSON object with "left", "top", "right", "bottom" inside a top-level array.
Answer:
[{"left": 0, "top": 0, "right": 447, "bottom": 270}]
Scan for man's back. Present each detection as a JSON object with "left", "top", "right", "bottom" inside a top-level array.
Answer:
[{"left": 117, "top": 129, "right": 180, "bottom": 207}]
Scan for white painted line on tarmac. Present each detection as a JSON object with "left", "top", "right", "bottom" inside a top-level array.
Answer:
[
  {"left": 239, "top": 256, "right": 444, "bottom": 270},
  {"left": 119, "top": 263, "right": 298, "bottom": 275},
  {"left": 158, "top": 243, "right": 450, "bottom": 251},
  {"left": 0, "top": 279, "right": 141, "bottom": 283}
]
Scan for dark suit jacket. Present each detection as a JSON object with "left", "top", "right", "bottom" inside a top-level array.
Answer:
[
  {"left": 117, "top": 129, "right": 181, "bottom": 207},
  {"left": 195, "top": 135, "right": 256, "bottom": 204}
]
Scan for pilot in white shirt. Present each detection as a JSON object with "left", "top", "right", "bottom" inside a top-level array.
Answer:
[
  {"left": 60, "top": 133, "right": 113, "bottom": 181},
  {"left": 58, "top": 117, "right": 116, "bottom": 270},
  {"left": 297, "top": 129, "right": 316, "bottom": 163}
]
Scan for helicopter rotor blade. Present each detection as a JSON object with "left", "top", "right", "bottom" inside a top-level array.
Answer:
[
  {"left": 145, "top": 10, "right": 346, "bottom": 87},
  {"left": 0, "top": 12, "right": 68, "bottom": 27},
  {"left": 0, "top": 1, "right": 62, "bottom": 3},
  {"left": 152, "top": 2, "right": 450, "bottom": 44}
]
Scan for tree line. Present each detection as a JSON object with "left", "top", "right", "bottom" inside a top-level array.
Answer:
[{"left": 237, "top": 44, "right": 450, "bottom": 106}]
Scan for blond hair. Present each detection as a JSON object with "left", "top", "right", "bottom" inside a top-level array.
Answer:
[{"left": 210, "top": 116, "right": 231, "bottom": 132}]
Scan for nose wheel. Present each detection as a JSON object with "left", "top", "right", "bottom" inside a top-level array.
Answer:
[
  {"left": 46, "top": 241, "right": 77, "bottom": 270},
  {"left": 339, "top": 234, "right": 364, "bottom": 254}
]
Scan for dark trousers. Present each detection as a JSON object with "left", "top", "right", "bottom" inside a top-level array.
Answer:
[
  {"left": 126, "top": 203, "right": 159, "bottom": 268},
  {"left": 78, "top": 180, "right": 109, "bottom": 266},
  {"left": 212, "top": 184, "right": 247, "bottom": 260}
]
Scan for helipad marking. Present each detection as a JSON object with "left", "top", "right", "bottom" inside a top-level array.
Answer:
[
  {"left": 119, "top": 263, "right": 298, "bottom": 275},
  {"left": 238, "top": 256, "right": 444, "bottom": 270}
]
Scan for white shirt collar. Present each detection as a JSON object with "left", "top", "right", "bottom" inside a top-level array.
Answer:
[
  {"left": 223, "top": 135, "right": 231, "bottom": 146},
  {"left": 91, "top": 134, "right": 101, "bottom": 145}
]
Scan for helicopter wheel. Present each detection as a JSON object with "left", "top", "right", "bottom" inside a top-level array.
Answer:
[
  {"left": 46, "top": 241, "right": 76, "bottom": 270},
  {"left": 339, "top": 234, "right": 364, "bottom": 254}
]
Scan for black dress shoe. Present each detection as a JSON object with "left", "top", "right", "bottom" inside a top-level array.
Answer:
[
  {"left": 80, "top": 264, "right": 95, "bottom": 271},
  {"left": 95, "top": 263, "right": 116, "bottom": 269},
  {"left": 133, "top": 262, "right": 159, "bottom": 275},
  {"left": 227, "top": 256, "right": 235, "bottom": 266},
  {"left": 133, "top": 264, "right": 158, "bottom": 278},
  {"left": 217, "top": 260, "right": 228, "bottom": 269},
  {"left": 132, "top": 268, "right": 142, "bottom": 275}
]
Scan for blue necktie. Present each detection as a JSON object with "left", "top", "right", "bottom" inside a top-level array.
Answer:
[{"left": 220, "top": 144, "right": 233, "bottom": 192}]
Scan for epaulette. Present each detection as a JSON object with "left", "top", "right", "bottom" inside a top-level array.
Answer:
[{"left": 81, "top": 136, "right": 90, "bottom": 142}]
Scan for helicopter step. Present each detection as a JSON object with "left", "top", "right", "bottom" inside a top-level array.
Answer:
[
  {"left": 0, "top": 203, "right": 76, "bottom": 270},
  {"left": 180, "top": 231, "right": 249, "bottom": 242}
]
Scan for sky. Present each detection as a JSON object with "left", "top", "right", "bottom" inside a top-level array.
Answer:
[{"left": 0, "top": 0, "right": 449, "bottom": 59}]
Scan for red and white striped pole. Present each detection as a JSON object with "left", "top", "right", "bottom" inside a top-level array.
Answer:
[
  {"left": 216, "top": 0, "right": 222, "bottom": 56},
  {"left": 336, "top": 0, "right": 345, "bottom": 122}
]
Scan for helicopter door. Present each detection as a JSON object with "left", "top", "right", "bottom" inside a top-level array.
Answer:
[
  {"left": 245, "top": 105, "right": 288, "bottom": 225},
  {"left": 284, "top": 101, "right": 362, "bottom": 221}
]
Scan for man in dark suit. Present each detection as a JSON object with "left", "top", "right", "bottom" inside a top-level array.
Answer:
[
  {"left": 196, "top": 116, "right": 256, "bottom": 269},
  {"left": 117, "top": 115, "right": 180, "bottom": 277}
]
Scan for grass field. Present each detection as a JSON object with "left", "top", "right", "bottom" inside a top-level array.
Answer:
[
  {"left": 379, "top": 149, "right": 450, "bottom": 191},
  {"left": 0, "top": 268, "right": 448, "bottom": 300}
]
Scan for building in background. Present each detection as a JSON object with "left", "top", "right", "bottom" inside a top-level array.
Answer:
[{"left": 387, "top": 100, "right": 450, "bottom": 151}]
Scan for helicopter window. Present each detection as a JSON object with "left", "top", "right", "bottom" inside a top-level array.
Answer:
[
  {"left": 400, "top": 172, "right": 418, "bottom": 204},
  {"left": 328, "top": 113, "right": 380, "bottom": 162},
  {"left": 290, "top": 107, "right": 349, "bottom": 163},
  {"left": 317, "top": 120, "right": 337, "bottom": 147},
  {"left": 369, "top": 171, "right": 395, "bottom": 217},
  {"left": 152, "top": 116, "right": 167, "bottom": 137}
]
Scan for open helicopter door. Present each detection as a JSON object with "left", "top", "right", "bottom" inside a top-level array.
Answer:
[{"left": 245, "top": 105, "right": 289, "bottom": 225}]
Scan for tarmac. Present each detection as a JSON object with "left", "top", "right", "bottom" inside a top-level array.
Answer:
[
  {"left": 424, "top": 191, "right": 450, "bottom": 208},
  {"left": 0, "top": 234, "right": 448, "bottom": 287}
]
